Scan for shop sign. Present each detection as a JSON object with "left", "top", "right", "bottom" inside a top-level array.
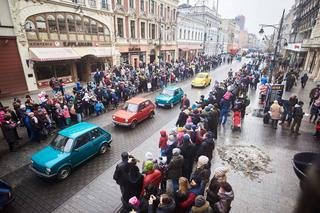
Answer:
[
  {"left": 128, "top": 47, "right": 141, "bottom": 52},
  {"left": 28, "top": 41, "right": 99, "bottom": 47},
  {"left": 63, "top": 41, "right": 93, "bottom": 47}
]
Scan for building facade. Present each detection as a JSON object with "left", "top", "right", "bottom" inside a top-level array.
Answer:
[
  {"left": 239, "top": 30, "right": 248, "bottom": 48},
  {"left": 177, "top": 4, "right": 221, "bottom": 56},
  {"left": 6, "top": 0, "right": 119, "bottom": 92},
  {"left": 235, "top": 15, "right": 245, "bottom": 31},
  {"left": 176, "top": 4, "right": 206, "bottom": 60},
  {"left": 113, "top": 0, "right": 179, "bottom": 66},
  {"left": 286, "top": 0, "right": 320, "bottom": 68},
  {"left": 0, "top": 0, "right": 28, "bottom": 96},
  {"left": 221, "top": 19, "right": 240, "bottom": 54}
]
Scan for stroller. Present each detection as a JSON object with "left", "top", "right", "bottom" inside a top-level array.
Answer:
[{"left": 232, "top": 111, "right": 241, "bottom": 131}]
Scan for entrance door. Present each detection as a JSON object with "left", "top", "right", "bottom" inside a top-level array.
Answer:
[{"left": 76, "top": 61, "right": 83, "bottom": 81}]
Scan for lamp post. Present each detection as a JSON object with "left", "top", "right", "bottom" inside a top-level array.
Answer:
[{"left": 259, "top": 9, "right": 285, "bottom": 83}]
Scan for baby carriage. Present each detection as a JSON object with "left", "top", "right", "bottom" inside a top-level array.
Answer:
[{"left": 232, "top": 111, "right": 241, "bottom": 132}]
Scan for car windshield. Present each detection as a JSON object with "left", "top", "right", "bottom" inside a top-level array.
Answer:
[
  {"left": 196, "top": 73, "right": 207, "bottom": 78},
  {"left": 123, "top": 102, "right": 139, "bottom": 113},
  {"left": 162, "top": 89, "right": 174, "bottom": 96},
  {"left": 50, "top": 134, "right": 74, "bottom": 152}
]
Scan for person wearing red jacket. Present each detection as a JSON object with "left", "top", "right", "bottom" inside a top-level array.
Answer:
[
  {"left": 141, "top": 160, "right": 162, "bottom": 196},
  {"left": 159, "top": 130, "right": 168, "bottom": 156}
]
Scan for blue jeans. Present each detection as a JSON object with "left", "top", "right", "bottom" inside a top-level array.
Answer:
[
  {"left": 76, "top": 113, "right": 82, "bottom": 123},
  {"left": 220, "top": 109, "right": 229, "bottom": 125}
]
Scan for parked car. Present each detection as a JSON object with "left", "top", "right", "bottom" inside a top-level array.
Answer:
[
  {"left": 30, "top": 122, "right": 112, "bottom": 180},
  {"left": 155, "top": 86, "right": 184, "bottom": 108},
  {"left": 112, "top": 97, "right": 156, "bottom": 128},
  {"left": 191, "top": 72, "right": 212, "bottom": 88},
  {"left": 0, "top": 179, "right": 14, "bottom": 210}
]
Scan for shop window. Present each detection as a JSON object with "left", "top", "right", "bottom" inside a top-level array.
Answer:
[
  {"left": 57, "top": 15, "right": 66, "bottom": 33},
  {"left": 25, "top": 20, "right": 37, "bottom": 40},
  {"left": 141, "top": 22, "right": 145, "bottom": 39},
  {"left": 55, "top": 64, "right": 71, "bottom": 78},
  {"left": 130, "top": 20, "right": 135, "bottom": 38},
  {"left": 75, "top": 16, "right": 83, "bottom": 33},
  {"left": 117, "top": 18, "right": 124, "bottom": 38},
  {"left": 67, "top": 15, "right": 76, "bottom": 33}
]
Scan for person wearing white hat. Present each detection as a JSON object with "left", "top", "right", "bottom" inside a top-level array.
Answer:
[{"left": 270, "top": 100, "right": 283, "bottom": 129}]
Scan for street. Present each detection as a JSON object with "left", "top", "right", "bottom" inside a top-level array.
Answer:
[{"left": 1, "top": 60, "right": 319, "bottom": 213}]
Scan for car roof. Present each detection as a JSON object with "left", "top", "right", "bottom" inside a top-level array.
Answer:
[
  {"left": 59, "top": 122, "right": 98, "bottom": 139},
  {"left": 164, "top": 86, "right": 180, "bottom": 91},
  {"left": 127, "top": 97, "right": 149, "bottom": 104}
]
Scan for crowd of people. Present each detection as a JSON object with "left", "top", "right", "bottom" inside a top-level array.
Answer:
[
  {"left": 112, "top": 58, "right": 265, "bottom": 213},
  {"left": 0, "top": 56, "right": 223, "bottom": 152}
]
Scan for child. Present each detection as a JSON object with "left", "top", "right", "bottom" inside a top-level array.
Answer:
[
  {"left": 94, "top": 100, "right": 105, "bottom": 116},
  {"left": 63, "top": 105, "right": 71, "bottom": 126},
  {"left": 159, "top": 130, "right": 168, "bottom": 156}
]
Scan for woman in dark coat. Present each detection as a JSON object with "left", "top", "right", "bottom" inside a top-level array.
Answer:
[
  {"left": 176, "top": 110, "right": 188, "bottom": 127},
  {"left": 122, "top": 164, "right": 144, "bottom": 204},
  {"left": 1, "top": 115, "right": 19, "bottom": 151}
]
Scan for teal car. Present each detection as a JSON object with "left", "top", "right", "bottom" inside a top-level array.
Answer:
[
  {"left": 155, "top": 86, "right": 184, "bottom": 108},
  {"left": 30, "top": 122, "right": 112, "bottom": 180}
]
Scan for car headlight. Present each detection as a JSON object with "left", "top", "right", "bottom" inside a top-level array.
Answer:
[
  {"left": 125, "top": 119, "right": 128, "bottom": 123},
  {"left": 112, "top": 115, "right": 116, "bottom": 120},
  {"left": 46, "top": 168, "right": 51, "bottom": 173}
]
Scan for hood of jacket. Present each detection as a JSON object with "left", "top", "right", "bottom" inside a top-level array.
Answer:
[
  {"left": 157, "top": 199, "right": 176, "bottom": 212},
  {"left": 191, "top": 201, "right": 210, "bottom": 213},
  {"left": 218, "top": 190, "right": 234, "bottom": 201}
]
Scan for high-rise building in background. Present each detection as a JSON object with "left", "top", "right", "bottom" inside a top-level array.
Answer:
[{"left": 235, "top": 15, "right": 245, "bottom": 30}]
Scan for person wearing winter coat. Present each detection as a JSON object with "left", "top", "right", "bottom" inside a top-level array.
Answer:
[
  {"left": 176, "top": 110, "right": 189, "bottom": 127},
  {"left": 174, "top": 177, "right": 196, "bottom": 213},
  {"left": 219, "top": 98, "right": 231, "bottom": 125},
  {"left": 309, "top": 98, "right": 320, "bottom": 124},
  {"left": 114, "top": 152, "right": 130, "bottom": 202},
  {"left": 166, "top": 148, "right": 184, "bottom": 196},
  {"left": 270, "top": 100, "right": 283, "bottom": 129},
  {"left": 141, "top": 161, "right": 162, "bottom": 195},
  {"left": 180, "top": 94, "right": 190, "bottom": 110},
  {"left": 140, "top": 184, "right": 160, "bottom": 213},
  {"left": 291, "top": 101, "right": 305, "bottom": 135},
  {"left": 190, "top": 195, "right": 212, "bottom": 213},
  {"left": 148, "top": 194, "right": 176, "bottom": 213},
  {"left": 197, "top": 132, "right": 215, "bottom": 161},
  {"left": 63, "top": 105, "right": 71, "bottom": 126},
  {"left": 1, "top": 115, "right": 19, "bottom": 152},
  {"left": 180, "top": 134, "right": 196, "bottom": 180},
  {"left": 190, "top": 156, "right": 210, "bottom": 196},
  {"left": 159, "top": 130, "right": 168, "bottom": 156},
  {"left": 122, "top": 164, "right": 144, "bottom": 204},
  {"left": 213, "top": 182, "right": 234, "bottom": 213}
]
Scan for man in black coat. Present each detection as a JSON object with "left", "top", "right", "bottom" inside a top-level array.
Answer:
[
  {"left": 113, "top": 152, "right": 130, "bottom": 201},
  {"left": 197, "top": 132, "right": 215, "bottom": 161},
  {"left": 176, "top": 110, "right": 188, "bottom": 127},
  {"left": 1, "top": 115, "right": 19, "bottom": 152},
  {"left": 180, "top": 134, "right": 196, "bottom": 179}
]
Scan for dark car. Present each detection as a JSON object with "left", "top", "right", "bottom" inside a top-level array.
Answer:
[{"left": 0, "top": 179, "right": 14, "bottom": 210}]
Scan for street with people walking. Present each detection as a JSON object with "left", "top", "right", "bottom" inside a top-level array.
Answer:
[{"left": 1, "top": 0, "right": 320, "bottom": 213}]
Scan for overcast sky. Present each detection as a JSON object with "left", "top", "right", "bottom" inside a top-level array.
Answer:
[{"left": 186, "top": 0, "right": 295, "bottom": 35}]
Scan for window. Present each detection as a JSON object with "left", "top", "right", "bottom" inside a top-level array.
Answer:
[
  {"left": 116, "top": 0, "right": 122, "bottom": 5},
  {"left": 98, "top": 24, "right": 104, "bottom": 35},
  {"left": 25, "top": 20, "right": 36, "bottom": 32},
  {"left": 36, "top": 16, "right": 46, "bottom": 32},
  {"left": 184, "top": 30, "right": 186, "bottom": 39},
  {"left": 179, "top": 29, "right": 182, "bottom": 39},
  {"left": 50, "top": 134, "right": 74, "bottom": 153},
  {"left": 67, "top": 15, "right": 75, "bottom": 33},
  {"left": 88, "top": 0, "right": 97, "bottom": 8},
  {"left": 151, "top": 24, "right": 156, "bottom": 39},
  {"left": 129, "top": 0, "right": 134, "bottom": 8},
  {"left": 160, "top": 4, "right": 164, "bottom": 17},
  {"left": 173, "top": 9, "right": 176, "bottom": 20},
  {"left": 188, "top": 31, "right": 190, "bottom": 39},
  {"left": 90, "top": 128, "right": 103, "bottom": 139},
  {"left": 130, "top": 20, "right": 135, "bottom": 38},
  {"left": 140, "top": 0, "right": 144, "bottom": 11},
  {"left": 101, "top": 0, "right": 108, "bottom": 9},
  {"left": 117, "top": 18, "right": 124, "bottom": 37},
  {"left": 150, "top": 0, "right": 155, "bottom": 14},
  {"left": 47, "top": 15, "right": 57, "bottom": 33},
  {"left": 84, "top": 18, "right": 90, "bottom": 33},
  {"left": 74, "top": 133, "right": 91, "bottom": 149},
  {"left": 141, "top": 22, "right": 146, "bottom": 39},
  {"left": 192, "top": 31, "right": 194, "bottom": 40},
  {"left": 91, "top": 20, "right": 97, "bottom": 34},
  {"left": 167, "top": 6, "right": 170, "bottom": 19},
  {"left": 57, "top": 15, "right": 66, "bottom": 33},
  {"left": 75, "top": 16, "right": 83, "bottom": 33}
]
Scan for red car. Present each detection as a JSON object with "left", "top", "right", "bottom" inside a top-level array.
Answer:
[{"left": 112, "top": 97, "right": 156, "bottom": 128}]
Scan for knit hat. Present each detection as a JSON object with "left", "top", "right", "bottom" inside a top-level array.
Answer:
[
  {"left": 205, "top": 106, "right": 211, "bottom": 112},
  {"left": 168, "top": 135, "right": 176, "bottom": 145},
  {"left": 183, "top": 134, "right": 190, "bottom": 142},
  {"left": 195, "top": 195, "right": 206, "bottom": 207},
  {"left": 214, "top": 167, "right": 229, "bottom": 178},
  {"left": 143, "top": 160, "right": 154, "bottom": 173},
  {"left": 160, "top": 130, "right": 167, "bottom": 136},
  {"left": 145, "top": 152, "right": 153, "bottom": 160},
  {"left": 172, "top": 148, "right": 181, "bottom": 156},
  {"left": 197, "top": 155, "right": 209, "bottom": 168},
  {"left": 191, "top": 124, "right": 197, "bottom": 130},
  {"left": 128, "top": 196, "right": 140, "bottom": 208},
  {"left": 178, "top": 127, "right": 184, "bottom": 132},
  {"left": 169, "top": 127, "right": 177, "bottom": 135}
]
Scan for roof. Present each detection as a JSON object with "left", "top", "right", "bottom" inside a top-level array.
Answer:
[
  {"left": 126, "top": 97, "right": 148, "bottom": 104},
  {"left": 59, "top": 122, "right": 98, "bottom": 139},
  {"left": 164, "top": 86, "right": 180, "bottom": 91}
]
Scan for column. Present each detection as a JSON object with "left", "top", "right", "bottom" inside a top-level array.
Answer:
[
  {"left": 70, "top": 61, "right": 78, "bottom": 82},
  {"left": 303, "top": 50, "right": 312, "bottom": 71},
  {"left": 313, "top": 50, "right": 320, "bottom": 81}
]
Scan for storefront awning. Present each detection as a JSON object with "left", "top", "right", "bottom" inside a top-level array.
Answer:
[
  {"left": 73, "top": 47, "right": 120, "bottom": 58},
  {"left": 29, "top": 48, "right": 81, "bottom": 62}
]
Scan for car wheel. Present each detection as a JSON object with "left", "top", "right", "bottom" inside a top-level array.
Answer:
[
  {"left": 149, "top": 111, "right": 155, "bottom": 118},
  {"left": 57, "top": 166, "right": 71, "bottom": 181},
  {"left": 170, "top": 103, "right": 174, "bottom": 108},
  {"left": 131, "top": 120, "right": 137, "bottom": 129},
  {"left": 99, "top": 143, "right": 108, "bottom": 154}
]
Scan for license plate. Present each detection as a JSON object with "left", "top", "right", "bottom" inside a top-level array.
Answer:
[{"left": 158, "top": 104, "right": 164, "bottom": 106}]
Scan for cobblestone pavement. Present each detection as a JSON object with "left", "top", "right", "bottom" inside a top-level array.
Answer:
[{"left": 2, "top": 62, "right": 244, "bottom": 213}]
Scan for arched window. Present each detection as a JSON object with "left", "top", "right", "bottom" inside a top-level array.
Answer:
[
  {"left": 90, "top": 20, "right": 97, "bottom": 34},
  {"left": 25, "top": 20, "right": 37, "bottom": 40},
  {"left": 84, "top": 18, "right": 90, "bottom": 34},
  {"left": 75, "top": 16, "right": 83, "bottom": 33},
  {"left": 98, "top": 23, "right": 104, "bottom": 35},
  {"left": 47, "top": 15, "right": 57, "bottom": 33},
  {"left": 57, "top": 14, "right": 66, "bottom": 33},
  {"left": 36, "top": 16, "right": 46, "bottom": 32},
  {"left": 67, "top": 15, "right": 75, "bottom": 32}
]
